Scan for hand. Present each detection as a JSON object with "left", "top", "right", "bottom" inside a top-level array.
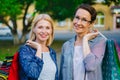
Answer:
[
  {"left": 26, "top": 40, "right": 42, "bottom": 58},
  {"left": 26, "top": 40, "right": 41, "bottom": 50},
  {"left": 84, "top": 30, "right": 99, "bottom": 41},
  {"left": 82, "top": 30, "right": 98, "bottom": 57}
]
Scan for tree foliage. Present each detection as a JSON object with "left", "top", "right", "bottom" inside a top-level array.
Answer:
[
  {"left": 0, "top": 0, "right": 35, "bottom": 44},
  {"left": 0, "top": 0, "right": 22, "bottom": 45},
  {"left": 103, "top": 0, "right": 120, "bottom": 6},
  {"left": 35, "top": 0, "right": 94, "bottom": 20},
  {"left": 0, "top": 0, "right": 21, "bottom": 17}
]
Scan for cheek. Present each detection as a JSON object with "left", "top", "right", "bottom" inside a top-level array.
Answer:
[
  {"left": 85, "top": 24, "right": 91, "bottom": 29},
  {"left": 33, "top": 27, "right": 39, "bottom": 32},
  {"left": 47, "top": 29, "right": 52, "bottom": 35},
  {"left": 33, "top": 29, "right": 39, "bottom": 34},
  {"left": 32, "top": 28, "right": 37, "bottom": 35},
  {"left": 84, "top": 26, "right": 90, "bottom": 32}
]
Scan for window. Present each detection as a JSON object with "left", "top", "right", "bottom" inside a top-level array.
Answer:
[
  {"left": 116, "top": 16, "right": 120, "bottom": 28},
  {"left": 58, "top": 21, "right": 66, "bottom": 27},
  {"left": 94, "top": 12, "right": 104, "bottom": 27}
]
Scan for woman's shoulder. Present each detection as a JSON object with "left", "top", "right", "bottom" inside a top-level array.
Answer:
[
  {"left": 18, "top": 44, "right": 35, "bottom": 53},
  {"left": 92, "top": 33, "right": 107, "bottom": 46},
  {"left": 48, "top": 46, "right": 56, "bottom": 54},
  {"left": 88, "top": 33, "right": 107, "bottom": 47},
  {"left": 63, "top": 37, "right": 75, "bottom": 46},
  {"left": 19, "top": 44, "right": 29, "bottom": 50},
  {"left": 97, "top": 33, "right": 107, "bottom": 42}
]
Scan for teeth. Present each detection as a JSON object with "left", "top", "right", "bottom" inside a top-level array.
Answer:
[{"left": 40, "top": 32, "right": 43, "bottom": 35}]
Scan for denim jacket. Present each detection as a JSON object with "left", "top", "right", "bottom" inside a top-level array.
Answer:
[
  {"left": 19, "top": 45, "right": 58, "bottom": 80},
  {"left": 59, "top": 34, "right": 106, "bottom": 80}
]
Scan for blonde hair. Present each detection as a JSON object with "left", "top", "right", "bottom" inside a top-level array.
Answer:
[{"left": 29, "top": 14, "right": 54, "bottom": 46}]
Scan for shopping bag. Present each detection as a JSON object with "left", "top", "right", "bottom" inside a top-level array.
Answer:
[
  {"left": 114, "top": 41, "right": 120, "bottom": 61},
  {"left": 8, "top": 52, "right": 19, "bottom": 80},
  {"left": 102, "top": 39, "right": 120, "bottom": 80}
]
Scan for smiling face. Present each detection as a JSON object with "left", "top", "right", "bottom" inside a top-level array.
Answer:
[
  {"left": 33, "top": 19, "right": 52, "bottom": 43},
  {"left": 73, "top": 8, "right": 92, "bottom": 35},
  {"left": 29, "top": 14, "right": 54, "bottom": 46}
]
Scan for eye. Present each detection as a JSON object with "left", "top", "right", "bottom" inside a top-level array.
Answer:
[
  {"left": 81, "top": 18, "right": 88, "bottom": 22},
  {"left": 38, "top": 26, "right": 43, "bottom": 29},
  {"left": 46, "top": 26, "right": 51, "bottom": 29},
  {"left": 81, "top": 18, "right": 91, "bottom": 23}
]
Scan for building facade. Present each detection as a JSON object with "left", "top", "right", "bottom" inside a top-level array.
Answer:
[{"left": 92, "top": 3, "right": 120, "bottom": 31}]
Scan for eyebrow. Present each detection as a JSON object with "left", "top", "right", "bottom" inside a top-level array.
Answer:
[{"left": 75, "top": 15, "right": 91, "bottom": 20}]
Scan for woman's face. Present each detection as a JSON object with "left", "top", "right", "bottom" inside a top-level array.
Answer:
[
  {"left": 73, "top": 8, "right": 92, "bottom": 34},
  {"left": 33, "top": 20, "right": 52, "bottom": 42}
]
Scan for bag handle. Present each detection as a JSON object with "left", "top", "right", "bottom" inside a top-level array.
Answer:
[{"left": 98, "top": 31, "right": 107, "bottom": 40}]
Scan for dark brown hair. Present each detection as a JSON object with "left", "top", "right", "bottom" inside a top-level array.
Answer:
[{"left": 75, "top": 4, "right": 97, "bottom": 23}]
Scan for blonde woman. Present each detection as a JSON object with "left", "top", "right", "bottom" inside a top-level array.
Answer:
[{"left": 19, "top": 14, "right": 58, "bottom": 80}]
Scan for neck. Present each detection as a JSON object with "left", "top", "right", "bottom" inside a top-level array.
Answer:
[
  {"left": 75, "top": 36, "right": 83, "bottom": 46},
  {"left": 75, "top": 31, "right": 88, "bottom": 46},
  {"left": 35, "top": 39, "right": 49, "bottom": 52},
  {"left": 35, "top": 40, "right": 47, "bottom": 49}
]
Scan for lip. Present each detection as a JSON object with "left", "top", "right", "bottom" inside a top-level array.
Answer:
[
  {"left": 40, "top": 34, "right": 47, "bottom": 38},
  {"left": 74, "top": 25, "right": 83, "bottom": 30}
]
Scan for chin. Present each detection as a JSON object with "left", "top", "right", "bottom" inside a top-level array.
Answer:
[
  {"left": 41, "top": 38, "right": 49, "bottom": 41},
  {"left": 41, "top": 38, "right": 47, "bottom": 41},
  {"left": 75, "top": 30, "right": 83, "bottom": 33}
]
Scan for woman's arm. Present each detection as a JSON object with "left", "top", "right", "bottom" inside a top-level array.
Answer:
[
  {"left": 19, "top": 45, "right": 43, "bottom": 78},
  {"left": 83, "top": 35, "right": 106, "bottom": 71},
  {"left": 83, "top": 31, "right": 98, "bottom": 58}
]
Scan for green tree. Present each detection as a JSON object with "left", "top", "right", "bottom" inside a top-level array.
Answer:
[
  {"left": 0, "top": 0, "right": 22, "bottom": 44},
  {"left": 35, "top": 0, "right": 95, "bottom": 20},
  {"left": 0, "top": 0, "right": 36, "bottom": 44},
  {"left": 19, "top": 0, "right": 36, "bottom": 43},
  {"left": 103, "top": 0, "right": 120, "bottom": 6}
]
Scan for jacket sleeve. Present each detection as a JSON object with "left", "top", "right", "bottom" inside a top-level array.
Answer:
[
  {"left": 19, "top": 45, "right": 43, "bottom": 78},
  {"left": 59, "top": 45, "right": 65, "bottom": 80},
  {"left": 53, "top": 50, "right": 59, "bottom": 80},
  {"left": 84, "top": 37, "right": 106, "bottom": 71}
]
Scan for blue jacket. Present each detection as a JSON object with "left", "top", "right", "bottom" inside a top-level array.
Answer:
[{"left": 18, "top": 44, "right": 58, "bottom": 80}]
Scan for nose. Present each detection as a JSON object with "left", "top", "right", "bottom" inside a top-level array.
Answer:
[{"left": 41, "top": 27, "right": 47, "bottom": 33}]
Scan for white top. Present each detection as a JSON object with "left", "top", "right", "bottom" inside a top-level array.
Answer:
[
  {"left": 38, "top": 52, "right": 56, "bottom": 80},
  {"left": 73, "top": 46, "right": 85, "bottom": 80}
]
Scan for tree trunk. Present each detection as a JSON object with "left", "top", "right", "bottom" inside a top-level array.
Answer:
[
  {"left": 13, "top": 34, "right": 19, "bottom": 45},
  {"left": 20, "top": 33, "right": 27, "bottom": 44}
]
